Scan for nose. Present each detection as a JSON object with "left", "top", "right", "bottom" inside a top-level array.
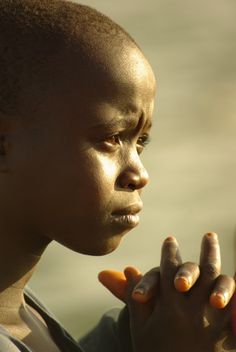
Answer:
[{"left": 117, "top": 158, "right": 149, "bottom": 191}]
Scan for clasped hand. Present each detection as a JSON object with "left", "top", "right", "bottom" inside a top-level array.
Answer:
[{"left": 99, "top": 233, "right": 236, "bottom": 352}]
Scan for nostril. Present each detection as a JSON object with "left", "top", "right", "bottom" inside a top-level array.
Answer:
[
  {"left": 128, "top": 183, "right": 136, "bottom": 191},
  {"left": 118, "top": 168, "right": 149, "bottom": 191}
]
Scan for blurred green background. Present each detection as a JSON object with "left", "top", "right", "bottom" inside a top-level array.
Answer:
[{"left": 30, "top": 0, "right": 236, "bottom": 339}]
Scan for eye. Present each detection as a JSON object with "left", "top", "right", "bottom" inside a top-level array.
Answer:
[
  {"left": 136, "top": 134, "right": 151, "bottom": 154},
  {"left": 101, "top": 133, "right": 121, "bottom": 150},
  {"left": 105, "top": 134, "right": 121, "bottom": 145}
]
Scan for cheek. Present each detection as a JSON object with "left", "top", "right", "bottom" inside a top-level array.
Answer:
[
  {"left": 96, "top": 153, "right": 118, "bottom": 182},
  {"left": 38, "top": 152, "right": 119, "bottom": 221},
  {"left": 41, "top": 153, "right": 120, "bottom": 247},
  {"left": 76, "top": 152, "right": 118, "bottom": 206}
]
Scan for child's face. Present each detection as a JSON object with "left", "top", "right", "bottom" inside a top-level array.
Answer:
[{"left": 6, "top": 45, "right": 156, "bottom": 255}]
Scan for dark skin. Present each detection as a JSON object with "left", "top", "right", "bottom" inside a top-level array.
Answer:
[
  {"left": 100, "top": 233, "right": 235, "bottom": 352},
  {"left": 0, "top": 42, "right": 155, "bottom": 351},
  {"left": 0, "top": 39, "right": 235, "bottom": 351}
]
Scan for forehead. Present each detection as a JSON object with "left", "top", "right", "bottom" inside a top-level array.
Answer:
[
  {"left": 84, "top": 103, "right": 153, "bottom": 137},
  {"left": 27, "top": 44, "right": 156, "bottom": 134},
  {"left": 95, "top": 45, "right": 156, "bottom": 102},
  {"left": 67, "top": 45, "right": 155, "bottom": 122}
]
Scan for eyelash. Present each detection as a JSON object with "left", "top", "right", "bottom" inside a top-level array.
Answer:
[
  {"left": 137, "top": 134, "right": 151, "bottom": 148},
  {"left": 103, "top": 133, "right": 151, "bottom": 153}
]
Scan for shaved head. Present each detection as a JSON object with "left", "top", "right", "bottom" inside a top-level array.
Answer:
[
  {"left": 0, "top": 0, "right": 139, "bottom": 118},
  {"left": 0, "top": 0, "right": 156, "bottom": 257}
]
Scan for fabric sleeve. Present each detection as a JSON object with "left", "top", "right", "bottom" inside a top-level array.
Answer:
[
  {"left": 0, "top": 335, "right": 20, "bottom": 352},
  {"left": 0, "top": 326, "right": 34, "bottom": 352},
  {"left": 0, "top": 332, "right": 29, "bottom": 352},
  {"left": 78, "top": 307, "right": 133, "bottom": 352}
]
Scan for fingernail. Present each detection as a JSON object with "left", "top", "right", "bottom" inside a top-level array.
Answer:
[
  {"left": 206, "top": 232, "right": 218, "bottom": 240},
  {"left": 174, "top": 276, "right": 191, "bottom": 292},
  {"left": 210, "top": 292, "right": 228, "bottom": 309},
  {"left": 165, "top": 236, "right": 177, "bottom": 243}
]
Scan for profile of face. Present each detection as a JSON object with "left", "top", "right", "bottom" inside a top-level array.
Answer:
[{"left": 2, "top": 44, "right": 156, "bottom": 256}]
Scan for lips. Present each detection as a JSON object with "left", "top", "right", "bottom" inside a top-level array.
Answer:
[
  {"left": 111, "top": 203, "right": 143, "bottom": 229},
  {"left": 112, "top": 203, "right": 143, "bottom": 216}
]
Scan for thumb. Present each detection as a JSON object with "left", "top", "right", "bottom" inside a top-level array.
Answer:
[
  {"left": 98, "top": 269, "right": 128, "bottom": 302},
  {"left": 98, "top": 267, "right": 142, "bottom": 303}
]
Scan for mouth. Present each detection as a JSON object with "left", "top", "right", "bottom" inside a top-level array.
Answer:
[{"left": 111, "top": 203, "right": 143, "bottom": 228}]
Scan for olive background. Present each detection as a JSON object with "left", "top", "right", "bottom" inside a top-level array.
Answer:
[{"left": 30, "top": 0, "right": 236, "bottom": 339}]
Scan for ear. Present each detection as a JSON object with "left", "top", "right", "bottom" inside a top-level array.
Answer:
[
  {"left": 0, "top": 136, "right": 5, "bottom": 154},
  {"left": 0, "top": 111, "right": 20, "bottom": 173},
  {"left": 0, "top": 114, "right": 10, "bottom": 173},
  {"left": 0, "top": 135, "right": 9, "bottom": 173}
]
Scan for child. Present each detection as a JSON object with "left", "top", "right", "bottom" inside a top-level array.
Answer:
[{"left": 0, "top": 0, "right": 235, "bottom": 351}]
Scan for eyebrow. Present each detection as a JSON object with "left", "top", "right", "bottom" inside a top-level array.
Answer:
[
  {"left": 90, "top": 115, "right": 139, "bottom": 131},
  {"left": 90, "top": 114, "right": 152, "bottom": 132}
]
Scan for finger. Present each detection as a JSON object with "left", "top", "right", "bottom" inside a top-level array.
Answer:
[
  {"left": 98, "top": 269, "right": 128, "bottom": 302},
  {"left": 124, "top": 266, "right": 152, "bottom": 325},
  {"left": 200, "top": 232, "right": 221, "bottom": 281},
  {"left": 193, "top": 232, "right": 221, "bottom": 305},
  {"left": 124, "top": 266, "right": 143, "bottom": 293},
  {"left": 160, "top": 236, "right": 182, "bottom": 290},
  {"left": 209, "top": 275, "right": 235, "bottom": 309},
  {"left": 132, "top": 267, "right": 160, "bottom": 303},
  {"left": 174, "top": 262, "right": 200, "bottom": 292},
  {"left": 206, "top": 281, "right": 235, "bottom": 333},
  {"left": 232, "top": 291, "right": 236, "bottom": 338}
]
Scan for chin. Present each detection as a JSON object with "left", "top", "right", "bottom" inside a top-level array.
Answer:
[
  {"left": 71, "top": 234, "right": 124, "bottom": 256},
  {"left": 54, "top": 227, "right": 129, "bottom": 256}
]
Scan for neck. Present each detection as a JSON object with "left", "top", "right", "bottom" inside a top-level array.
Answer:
[{"left": 0, "top": 232, "right": 51, "bottom": 325}]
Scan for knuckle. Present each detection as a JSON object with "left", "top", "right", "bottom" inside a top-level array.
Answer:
[
  {"left": 142, "top": 268, "right": 159, "bottom": 281},
  {"left": 164, "top": 261, "right": 179, "bottom": 276},
  {"left": 203, "top": 263, "right": 220, "bottom": 277},
  {"left": 180, "top": 261, "right": 198, "bottom": 272},
  {"left": 218, "top": 275, "right": 235, "bottom": 289},
  {"left": 170, "top": 259, "right": 180, "bottom": 269},
  {"left": 146, "top": 267, "right": 160, "bottom": 275}
]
